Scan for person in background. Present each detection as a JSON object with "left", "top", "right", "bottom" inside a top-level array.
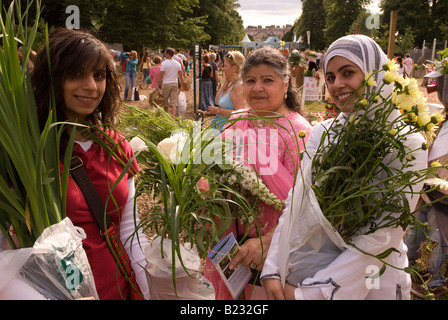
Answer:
[
  {"left": 397, "top": 57, "right": 406, "bottom": 76},
  {"left": 209, "top": 52, "right": 219, "bottom": 101},
  {"left": 123, "top": 50, "right": 138, "bottom": 101},
  {"left": 139, "top": 50, "right": 151, "bottom": 89},
  {"left": 208, "top": 51, "right": 246, "bottom": 131},
  {"left": 200, "top": 54, "right": 214, "bottom": 112},
  {"left": 30, "top": 28, "right": 150, "bottom": 300},
  {"left": 158, "top": 47, "right": 183, "bottom": 117},
  {"left": 404, "top": 54, "right": 414, "bottom": 78},
  {"left": 150, "top": 55, "right": 162, "bottom": 91}
]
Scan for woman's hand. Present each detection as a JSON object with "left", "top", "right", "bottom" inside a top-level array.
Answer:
[
  {"left": 263, "top": 279, "right": 285, "bottom": 300},
  {"left": 228, "top": 231, "right": 274, "bottom": 272},
  {"left": 284, "top": 283, "right": 297, "bottom": 300}
]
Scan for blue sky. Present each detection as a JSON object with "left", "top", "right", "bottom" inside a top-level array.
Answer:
[{"left": 236, "top": 0, "right": 381, "bottom": 28}]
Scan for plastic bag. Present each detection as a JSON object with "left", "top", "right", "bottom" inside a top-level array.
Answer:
[
  {"left": 278, "top": 163, "right": 347, "bottom": 286},
  {"left": 144, "top": 236, "right": 215, "bottom": 300},
  {"left": 0, "top": 218, "right": 99, "bottom": 300},
  {"left": 149, "top": 89, "right": 164, "bottom": 110},
  {"left": 178, "top": 91, "right": 187, "bottom": 118}
]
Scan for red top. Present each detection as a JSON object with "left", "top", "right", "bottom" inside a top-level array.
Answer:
[{"left": 65, "top": 134, "right": 139, "bottom": 300}]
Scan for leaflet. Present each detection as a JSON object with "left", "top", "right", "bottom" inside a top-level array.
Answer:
[{"left": 207, "top": 233, "right": 252, "bottom": 299}]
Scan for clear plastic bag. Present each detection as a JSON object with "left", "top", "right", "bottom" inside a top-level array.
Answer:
[
  {"left": 177, "top": 91, "right": 187, "bottom": 118},
  {"left": 0, "top": 218, "right": 99, "bottom": 300},
  {"left": 144, "top": 236, "right": 215, "bottom": 300}
]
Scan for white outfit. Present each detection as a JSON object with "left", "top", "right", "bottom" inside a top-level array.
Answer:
[
  {"left": 260, "top": 35, "right": 428, "bottom": 300},
  {"left": 160, "top": 59, "right": 182, "bottom": 84},
  {"left": 261, "top": 114, "right": 427, "bottom": 300}
]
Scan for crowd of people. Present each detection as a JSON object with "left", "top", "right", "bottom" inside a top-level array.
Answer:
[{"left": 1, "top": 26, "right": 447, "bottom": 301}]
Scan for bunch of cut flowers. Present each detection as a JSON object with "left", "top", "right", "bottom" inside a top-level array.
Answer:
[
  {"left": 125, "top": 109, "right": 287, "bottom": 297},
  {"left": 304, "top": 60, "right": 448, "bottom": 276}
]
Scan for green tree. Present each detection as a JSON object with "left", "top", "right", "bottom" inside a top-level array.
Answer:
[
  {"left": 192, "top": 0, "right": 245, "bottom": 46},
  {"left": 324, "top": 0, "right": 368, "bottom": 45},
  {"left": 98, "top": 0, "right": 210, "bottom": 50},
  {"left": 380, "top": 0, "right": 431, "bottom": 48},
  {"left": 294, "top": 0, "right": 326, "bottom": 50}
]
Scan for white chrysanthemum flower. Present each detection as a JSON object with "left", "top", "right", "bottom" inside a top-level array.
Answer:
[
  {"left": 392, "top": 91, "right": 414, "bottom": 111},
  {"left": 424, "top": 178, "right": 448, "bottom": 191}
]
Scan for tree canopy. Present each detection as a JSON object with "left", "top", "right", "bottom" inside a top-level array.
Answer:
[
  {"left": 2, "top": 0, "right": 245, "bottom": 51},
  {"left": 291, "top": 0, "right": 446, "bottom": 51}
]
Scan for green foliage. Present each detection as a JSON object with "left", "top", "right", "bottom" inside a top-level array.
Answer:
[
  {"left": 380, "top": 0, "right": 434, "bottom": 48},
  {"left": 192, "top": 0, "right": 245, "bottom": 46},
  {"left": 0, "top": 0, "right": 75, "bottom": 248},
  {"left": 294, "top": 0, "right": 326, "bottom": 50},
  {"left": 119, "top": 107, "right": 257, "bottom": 261},
  {"left": 323, "top": 0, "right": 365, "bottom": 45}
]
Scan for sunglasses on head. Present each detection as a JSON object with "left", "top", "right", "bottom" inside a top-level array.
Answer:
[{"left": 226, "top": 53, "right": 234, "bottom": 61}]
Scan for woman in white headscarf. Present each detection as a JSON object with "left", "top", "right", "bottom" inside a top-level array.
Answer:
[{"left": 260, "top": 35, "right": 428, "bottom": 300}]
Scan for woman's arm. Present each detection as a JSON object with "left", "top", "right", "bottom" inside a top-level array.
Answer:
[{"left": 119, "top": 177, "right": 150, "bottom": 300}]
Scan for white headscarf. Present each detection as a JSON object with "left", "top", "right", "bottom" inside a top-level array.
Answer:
[{"left": 322, "top": 34, "right": 400, "bottom": 122}]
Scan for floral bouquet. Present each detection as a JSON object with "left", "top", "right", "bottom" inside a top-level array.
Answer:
[
  {"left": 279, "top": 59, "right": 448, "bottom": 291},
  {"left": 122, "top": 107, "right": 281, "bottom": 297}
]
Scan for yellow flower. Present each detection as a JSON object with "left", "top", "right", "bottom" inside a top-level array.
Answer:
[
  {"left": 431, "top": 111, "right": 445, "bottom": 124},
  {"left": 405, "top": 112, "right": 418, "bottom": 123},
  {"left": 392, "top": 91, "right": 414, "bottom": 111},
  {"left": 299, "top": 130, "right": 307, "bottom": 138},
  {"left": 397, "top": 77, "right": 422, "bottom": 101},
  {"left": 431, "top": 160, "right": 442, "bottom": 167},
  {"left": 417, "top": 113, "right": 430, "bottom": 127},
  {"left": 383, "top": 71, "right": 398, "bottom": 84},
  {"left": 364, "top": 72, "right": 377, "bottom": 87},
  {"left": 388, "top": 128, "right": 398, "bottom": 136},
  {"left": 359, "top": 99, "right": 368, "bottom": 107}
]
